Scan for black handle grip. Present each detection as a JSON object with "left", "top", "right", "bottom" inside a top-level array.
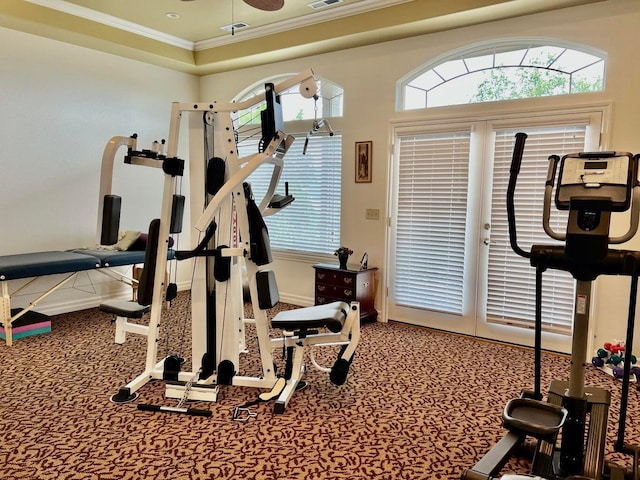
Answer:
[
  {"left": 507, "top": 132, "right": 531, "bottom": 259},
  {"left": 137, "top": 404, "right": 160, "bottom": 412},
  {"left": 510, "top": 132, "right": 528, "bottom": 175}
]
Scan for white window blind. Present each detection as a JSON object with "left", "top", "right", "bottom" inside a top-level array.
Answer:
[
  {"left": 487, "top": 126, "right": 587, "bottom": 334},
  {"left": 238, "top": 133, "right": 342, "bottom": 254},
  {"left": 394, "top": 131, "right": 470, "bottom": 314}
]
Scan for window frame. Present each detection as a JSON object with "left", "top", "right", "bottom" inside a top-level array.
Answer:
[
  {"left": 396, "top": 37, "right": 607, "bottom": 111},
  {"left": 234, "top": 74, "right": 344, "bottom": 263},
  {"left": 236, "top": 121, "right": 344, "bottom": 259}
]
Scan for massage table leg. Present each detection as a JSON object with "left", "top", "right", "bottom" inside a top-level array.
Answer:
[
  {"left": 1, "top": 273, "right": 78, "bottom": 346},
  {"left": 1, "top": 282, "right": 11, "bottom": 346}
]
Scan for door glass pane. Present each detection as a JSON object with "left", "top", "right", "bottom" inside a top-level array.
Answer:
[
  {"left": 394, "top": 131, "right": 470, "bottom": 314},
  {"left": 487, "top": 126, "right": 587, "bottom": 334}
]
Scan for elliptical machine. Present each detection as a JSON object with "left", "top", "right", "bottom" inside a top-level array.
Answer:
[{"left": 462, "top": 133, "right": 640, "bottom": 480}]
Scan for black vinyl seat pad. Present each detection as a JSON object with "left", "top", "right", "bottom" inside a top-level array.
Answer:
[
  {"left": 99, "top": 300, "right": 151, "bottom": 318},
  {"left": 271, "top": 301, "right": 349, "bottom": 333}
]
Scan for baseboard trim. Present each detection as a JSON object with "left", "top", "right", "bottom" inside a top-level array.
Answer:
[{"left": 277, "top": 293, "right": 313, "bottom": 307}]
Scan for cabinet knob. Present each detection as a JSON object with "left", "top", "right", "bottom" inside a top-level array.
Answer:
[
  {"left": 317, "top": 285, "right": 326, "bottom": 292},
  {"left": 343, "top": 277, "right": 353, "bottom": 285},
  {"left": 318, "top": 273, "right": 325, "bottom": 280},
  {"left": 344, "top": 289, "right": 353, "bottom": 297}
]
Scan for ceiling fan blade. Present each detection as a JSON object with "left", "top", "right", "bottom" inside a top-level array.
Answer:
[{"left": 242, "top": 0, "right": 284, "bottom": 11}]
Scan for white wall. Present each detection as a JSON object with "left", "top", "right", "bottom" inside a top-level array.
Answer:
[
  {"left": 199, "top": 0, "right": 640, "bottom": 350},
  {"left": 4, "top": 0, "right": 640, "bottom": 352},
  {"left": 0, "top": 27, "right": 198, "bottom": 313}
]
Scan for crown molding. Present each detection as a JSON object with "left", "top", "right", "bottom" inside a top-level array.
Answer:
[
  {"left": 195, "top": 0, "right": 412, "bottom": 50},
  {"left": 24, "top": 0, "right": 194, "bottom": 49},
  {"left": 24, "top": 0, "right": 412, "bottom": 52}
]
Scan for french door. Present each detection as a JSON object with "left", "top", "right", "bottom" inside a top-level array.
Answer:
[{"left": 388, "top": 109, "right": 605, "bottom": 353}]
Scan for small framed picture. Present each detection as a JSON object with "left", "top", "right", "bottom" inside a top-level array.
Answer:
[{"left": 355, "top": 141, "right": 372, "bottom": 183}]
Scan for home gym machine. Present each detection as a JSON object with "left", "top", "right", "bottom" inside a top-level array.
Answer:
[
  {"left": 108, "top": 69, "right": 361, "bottom": 416},
  {"left": 462, "top": 133, "right": 640, "bottom": 480}
]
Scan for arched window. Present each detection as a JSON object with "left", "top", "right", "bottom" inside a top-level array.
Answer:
[
  {"left": 235, "top": 75, "right": 345, "bottom": 256},
  {"left": 235, "top": 75, "right": 343, "bottom": 125},
  {"left": 397, "top": 38, "right": 606, "bottom": 110}
]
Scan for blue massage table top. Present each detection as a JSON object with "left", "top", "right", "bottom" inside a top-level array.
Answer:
[
  {"left": 69, "top": 249, "right": 148, "bottom": 267},
  {"left": 0, "top": 249, "right": 175, "bottom": 281},
  {"left": 0, "top": 251, "right": 100, "bottom": 281},
  {"left": 68, "top": 249, "right": 175, "bottom": 267}
]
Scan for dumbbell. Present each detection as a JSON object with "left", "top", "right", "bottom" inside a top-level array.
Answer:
[
  {"left": 612, "top": 364, "right": 640, "bottom": 380},
  {"left": 604, "top": 342, "right": 625, "bottom": 355},
  {"left": 613, "top": 366, "right": 626, "bottom": 379},
  {"left": 608, "top": 354, "right": 624, "bottom": 366}
]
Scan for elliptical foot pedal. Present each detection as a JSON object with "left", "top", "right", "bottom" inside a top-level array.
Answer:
[
  {"left": 110, "top": 387, "right": 138, "bottom": 404},
  {"left": 503, "top": 398, "right": 568, "bottom": 441}
]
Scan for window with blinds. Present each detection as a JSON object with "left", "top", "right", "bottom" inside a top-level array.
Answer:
[
  {"left": 238, "top": 132, "right": 342, "bottom": 254},
  {"left": 487, "top": 126, "right": 586, "bottom": 334},
  {"left": 394, "top": 131, "right": 471, "bottom": 314}
]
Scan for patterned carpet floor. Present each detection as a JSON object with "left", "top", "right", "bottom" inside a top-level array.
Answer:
[{"left": 1, "top": 292, "right": 639, "bottom": 479}]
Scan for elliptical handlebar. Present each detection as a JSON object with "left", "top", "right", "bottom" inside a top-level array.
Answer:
[
  {"left": 508, "top": 134, "right": 640, "bottom": 256},
  {"left": 542, "top": 155, "right": 564, "bottom": 242},
  {"left": 507, "top": 132, "right": 531, "bottom": 259}
]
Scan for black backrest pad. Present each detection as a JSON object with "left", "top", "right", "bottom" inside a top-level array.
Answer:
[
  {"left": 137, "top": 219, "right": 160, "bottom": 306},
  {"left": 247, "top": 193, "right": 273, "bottom": 266},
  {"left": 101, "top": 195, "right": 121, "bottom": 245},
  {"left": 257, "top": 270, "right": 279, "bottom": 309}
]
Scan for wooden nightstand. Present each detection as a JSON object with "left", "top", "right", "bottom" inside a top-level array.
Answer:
[{"left": 313, "top": 263, "right": 378, "bottom": 323}]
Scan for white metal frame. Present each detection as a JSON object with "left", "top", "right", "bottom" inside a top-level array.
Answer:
[{"left": 115, "top": 69, "right": 361, "bottom": 412}]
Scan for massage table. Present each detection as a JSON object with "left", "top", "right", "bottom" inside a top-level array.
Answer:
[{"left": 0, "top": 248, "right": 172, "bottom": 346}]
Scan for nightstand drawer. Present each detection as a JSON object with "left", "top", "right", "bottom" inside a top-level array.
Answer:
[
  {"left": 315, "top": 270, "right": 356, "bottom": 287},
  {"left": 316, "top": 283, "right": 356, "bottom": 300}
]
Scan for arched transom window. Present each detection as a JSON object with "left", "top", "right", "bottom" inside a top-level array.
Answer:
[{"left": 398, "top": 38, "right": 606, "bottom": 110}]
